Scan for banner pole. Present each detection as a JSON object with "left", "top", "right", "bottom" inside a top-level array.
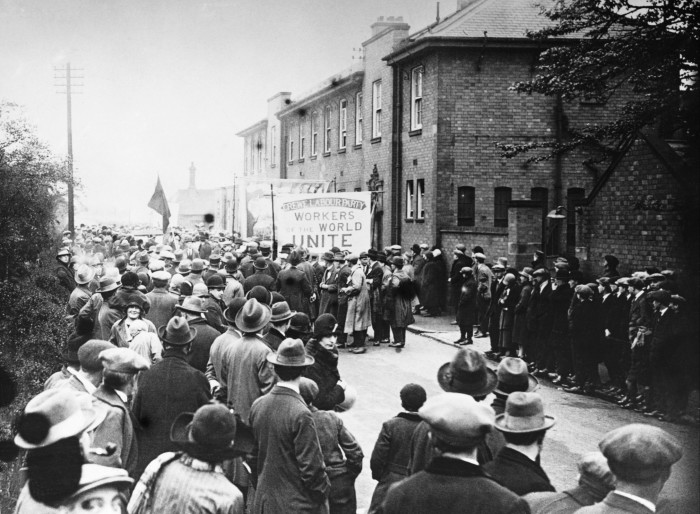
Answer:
[{"left": 270, "top": 183, "right": 277, "bottom": 260}]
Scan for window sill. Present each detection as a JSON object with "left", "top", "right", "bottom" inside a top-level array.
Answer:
[
  {"left": 310, "top": 155, "right": 317, "bottom": 161},
  {"left": 353, "top": 143, "right": 362, "bottom": 150},
  {"left": 370, "top": 137, "right": 382, "bottom": 145},
  {"left": 415, "top": 219, "right": 425, "bottom": 224},
  {"left": 409, "top": 128, "right": 422, "bottom": 137},
  {"left": 323, "top": 151, "right": 331, "bottom": 157},
  {"left": 288, "top": 161, "right": 294, "bottom": 166},
  {"left": 405, "top": 218, "right": 414, "bottom": 223},
  {"left": 338, "top": 148, "right": 346, "bottom": 154},
  {"left": 298, "top": 158, "right": 305, "bottom": 163}
]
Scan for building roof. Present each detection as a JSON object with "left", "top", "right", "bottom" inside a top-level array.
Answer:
[{"left": 236, "top": 119, "right": 267, "bottom": 138}]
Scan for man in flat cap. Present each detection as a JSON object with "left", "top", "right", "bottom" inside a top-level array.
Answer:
[
  {"left": 382, "top": 393, "right": 528, "bottom": 514},
  {"left": 577, "top": 424, "right": 682, "bottom": 514},
  {"left": 92, "top": 347, "right": 150, "bottom": 476},
  {"left": 59, "top": 339, "right": 114, "bottom": 394}
]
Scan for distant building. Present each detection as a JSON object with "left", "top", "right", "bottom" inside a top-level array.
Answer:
[{"left": 176, "top": 162, "right": 233, "bottom": 232}]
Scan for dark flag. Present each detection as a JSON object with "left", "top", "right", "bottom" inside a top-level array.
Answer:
[{"left": 148, "top": 176, "right": 171, "bottom": 233}]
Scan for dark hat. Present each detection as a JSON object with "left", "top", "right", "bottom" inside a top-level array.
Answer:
[
  {"left": 359, "top": 251, "right": 369, "bottom": 259},
  {"left": 191, "top": 259, "right": 205, "bottom": 272},
  {"left": 333, "top": 252, "right": 345, "bottom": 262},
  {"left": 367, "top": 248, "right": 379, "bottom": 260},
  {"left": 270, "top": 301, "right": 296, "bottom": 323},
  {"left": 494, "top": 357, "right": 538, "bottom": 397},
  {"left": 494, "top": 392, "right": 556, "bottom": 433},
  {"left": 289, "top": 312, "right": 311, "bottom": 334},
  {"left": 472, "top": 246, "right": 484, "bottom": 254},
  {"left": 99, "top": 348, "right": 150, "bottom": 373},
  {"left": 648, "top": 272, "right": 665, "bottom": 282},
  {"left": 176, "top": 296, "right": 207, "bottom": 314},
  {"left": 569, "top": 270, "right": 584, "bottom": 283},
  {"left": 533, "top": 268, "right": 550, "bottom": 279},
  {"left": 179, "top": 281, "right": 193, "bottom": 297},
  {"left": 376, "top": 253, "right": 387, "bottom": 264},
  {"left": 267, "top": 338, "right": 314, "bottom": 367},
  {"left": 392, "top": 256, "right": 405, "bottom": 267},
  {"left": 419, "top": 393, "right": 495, "bottom": 446},
  {"left": 158, "top": 317, "right": 197, "bottom": 346},
  {"left": 555, "top": 268, "right": 570, "bottom": 280},
  {"left": 170, "top": 403, "right": 253, "bottom": 461},
  {"left": 121, "top": 271, "right": 140, "bottom": 288},
  {"left": 645, "top": 266, "right": 661, "bottom": 275},
  {"left": 235, "top": 298, "right": 272, "bottom": 333},
  {"left": 604, "top": 255, "right": 619, "bottom": 268},
  {"left": 313, "top": 313, "right": 337, "bottom": 339},
  {"left": 137, "top": 251, "right": 149, "bottom": 264},
  {"left": 575, "top": 284, "right": 594, "bottom": 299},
  {"left": 437, "top": 348, "right": 498, "bottom": 397},
  {"left": 78, "top": 340, "right": 115, "bottom": 372},
  {"left": 534, "top": 250, "right": 545, "bottom": 258},
  {"left": 288, "top": 250, "right": 302, "bottom": 266},
  {"left": 400, "top": 383, "right": 427, "bottom": 412},
  {"left": 223, "top": 297, "right": 247, "bottom": 324},
  {"left": 412, "top": 244, "right": 421, "bottom": 254},
  {"left": 270, "top": 292, "right": 285, "bottom": 304},
  {"left": 299, "top": 377, "right": 320, "bottom": 405},
  {"left": 254, "top": 257, "right": 269, "bottom": 270},
  {"left": 321, "top": 251, "right": 334, "bottom": 262},
  {"left": 648, "top": 289, "right": 671, "bottom": 305},
  {"left": 246, "top": 285, "right": 272, "bottom": 306},
  {"left": 206, "top": 274, "right": 225, "bottom": 290},
  {"left": 209, "top": 252, "right": 221, "bottom": 263},
  {"left": 599, "top": 424, "right": 682, "bottom": 482},
  {"left": 96, "top": 276, "right": 119, "bottom": 293},
  {"left": 627, "top": 277, "right": 644, "bottom": 290}
]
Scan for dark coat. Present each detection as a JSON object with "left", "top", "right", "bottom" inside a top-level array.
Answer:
[
  {"left": 484, "top": 447, "right": 555, "bottom": 496},
  {"left": 304, "top": 338, "right": 345, "bottom": 411},
  {"left": 185, "top": 317, "right": 222, "bottom": 373},
  {"left": 549, "top": 283, "right": 573, "bottom": 335},
  {"left": 263, "top": 327, "right": 286, "bottom": 352},
  {"left": 513, "top": 283, "right": 533, "bottom": 344},
  {"left": 600, "top": 293, "right": 627, "bottom": 342},
  {"left": 381, "top": 457, "right": 529, "bottom": 514},
  {"left": 449, "top": 254, "right": 470, "bottom": 297},
  {"left": 319, "top": 265, "right": 339, "bottom": 318},
  {"left": 383, "top": 270, "right": 415, "bottom": 328},
  {"left": 420, "top": 259, "right": 444, "bottom": 314},
  {"left": 250, "top": 386, "right": 330, "bottom": 514},
  {"left": 628, "top": 292, "right": 652, "bottom": 341},
  {"left": 276, "top": 266, "right": 313, "bottom": 316},
  {"left": 576, "top": 491, "right": 655, "bottom": 514},
  {"left": 92, "top": 385, "right": 138, "bottom": 477},
  {"left": 144, "top": 287, "right": 178, "bottom": 332},
  {"left": 55, "top": 262, "right": 76, "bottom": 292},
  {"left": 649, "top": 308, "right": 678, "bottom": 370},
  {"left": 244, "top": 270, "right": 277, "bottom": 293},
  {"left": 202, "top": 296, "right": 226, "bottom": 333},
  {"left": 456, "top": 276, "right": 478, "bottom": 326},
  {"left": 525, "top": 484, "right": 606, "bottom": 514},
  {"left": 131, "top": 350, "right": 211, "bottom": 479}
]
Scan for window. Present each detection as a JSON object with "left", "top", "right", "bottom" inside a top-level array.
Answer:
[
  {"left": 355, "top": 92, "right": 363, "bottom": 145},
  {"left": 288, "top": 126, "right": 294, "bottom": 162},
  {"left": 354, "top": 187, "right": 361, "bottom": 192},
  {"left": 270, "top": 126, "right": 276, "bottom": 166},
  {"left": 324, "top": 106, "right": 331, "bottom": 153},
  {"left": 256, "top": 133, "right": 263, "bottom": 173},
  {"left": 416, "top": 179, "right": 425, "bottom": 219},
  {"left": 339, "top": 100, "right": 347, "bottom": 149},
  {"left": 311, "top": 112, "right": 318, "bottom": 156},
  {"left": 494, "top": 187, "right": 512, "bottom": 227},
  {"left": 411, "top": 66, "right": 423, "bottom": 130},
  {"left": 567, "top": 188, "right": 585, "bottom": 253},
  {"left": 299, "top": 121, "right": 305, "bottom": 159},
  {"left": 406, "top": 180, "right": 414, "bottom": 219},
  {"left": 372, "top": 80, "right": 382, "bottom": 138},
  {"left": 530, "top": 187, "right": 548, "bottom": 211},
  {"left": 457, "top": 187, "right": 475, "bottom": 226}
]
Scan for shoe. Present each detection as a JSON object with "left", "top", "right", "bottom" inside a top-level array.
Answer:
[
  {"left": 380, "top": 339, "right": 390, "bottom": 344},
  {"left": 547, "top": 372, "right": 559, "bottom": 379},
  {"left": 564, "top": 385, "right": 584, "bottom": 394},
  {"left": 450, "top": 321, "right": 459, "bottom": 325},
  {"left": 350, "top": 347, "right": 367, "bottom": 354},
  {"left": 388, "top": 341, "right": 404, "bottom": 348},
  {"left": 474, "top": 332, "right": 488, "bottom": 338},
  {"left": 453, "top": 338, "right": 466, "bottom": 345},
  {"left": 552, "top": 376, "right": 565, "bottom": 386},
  {"left": 616, "top": 396, "right": 631, "bottom": 405},
  {"left": 373, "top": 341, "right": 380, "bottom": 346},
  {"left": 464, "top": 339, "right": 473, "bottom": 345}
]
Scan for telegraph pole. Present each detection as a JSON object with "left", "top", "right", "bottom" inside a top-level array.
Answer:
[{"left": 55, "top": 63, "right": 83, "bottom": 234}]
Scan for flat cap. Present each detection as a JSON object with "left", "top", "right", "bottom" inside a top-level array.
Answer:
[
  {"left": 390, "top": 244, "right": 402, "bottom": 251},
  {"left": 419, "top": 392, "right": 495, "bottom": 446},
  {"left": 152, "top": 270, "right": 171, "bottom": 282},
  {"left": 419, "top": 243, "right": 429, "bottom": 250},
  {"left": 647, "top": 289, "right": 671, "bottom": 305},
  {"left": 599, "top": 423, "right": 682, "bottom": 482},
  {"left": 491, "top": 264, "right": 505, "bottom": 272},
  {"left": 78, "top": 340, "right": 115, "bottom": 372},
  {"left": 99, "top": 347, "right": 150, "bottom": 374},
  {"left": 473, "top": 252, "right": 486, "bottom": 260}
]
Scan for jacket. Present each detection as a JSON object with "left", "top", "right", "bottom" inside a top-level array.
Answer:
[
  {"left": 383, "top": 270, "right": 415, "bottom": 328},
  {"left": 109, "top": 317, "right": 157, "bottom": 348},
  {"left": 250, "top": 386, "right": 330, "bottom": 514},
  {"left": 92, "top": 385, "right": 139, "bottom": 476},
  {"left": 185, "top": 317, "right": 222, "bottom": 373},
  {"left": 276, "top": 266, "right": 313, "bottom": 316},
  {"left": 67, "top": 285, "right": 92, "bottom": 318},
  {"left": 144, "top": 288, "right": 178, "bottom": 332},
  {"left": 484, "top": 446, "right": 555, "bottom": 496},
  {"left": 576, "top": 491, "right": 656, "bottom": 514},
  {"left": 344, "top": 265, "right": 371, "bottom": 333},
  {"left": 311, "top": 407, "right": 363, "bottom": 478},
  {"left": 456, "top": 277, "right": 478, "bottom": 326},
  {"left": 244, "top": 270, "right": 276, "bottom": 294},
  {"left": 381, "top": 456, "right": 529, "bottom": 514},
  {"left": 303, "top": 338, "right": 344, "bottom": 411},
  {"left": 513, "top": 283, "right": 533, "bottom": 343}
]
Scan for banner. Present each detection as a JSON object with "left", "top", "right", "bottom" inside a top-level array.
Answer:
[
  {"left": 147, "top": 176, "right": 171, "bottom": 233},
  {"left": 235, "top": 178, "right": 330, "bottom": 239},
  {"left": 274, "top": 192, "right": 371, "bottom": 254}
]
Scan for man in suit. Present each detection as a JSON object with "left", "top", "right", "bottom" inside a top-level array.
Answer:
[
  {"left": 249, "top": 338, "right": 330, "bottom": 513},
  {"left": 485, "top": 392, "right": 556, "bottom": 495},
  {"left": 244, "top": 257, "right": 276, "bottom": 293},
  {"left": 619, "top": 277, "right": 652, "bottom": 410},
  {"left": 276, "top": 250, "right": 313, "bottom": 317},
  {"left": 382, "top": 393, "right": 528, "bottom": 514},
  {"left": 531, "top": 268, "right": 553, "bottom": 375},
  {"left": 319, "top": 252, "right": 340, "bottom": 319},
  {"left": 144, "top": 271, "right": 178, "bottom": 332},
  {"left": 577, "top": 424, "right": 682, "bottom": 514},
  {"left": 59, "top": 340, "right": 113, "bottom": 394}
]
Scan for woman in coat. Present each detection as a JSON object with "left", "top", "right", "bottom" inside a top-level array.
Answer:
[
  {"left": 276, "top": 250, "right": 313, "bottom": 316},
  {"left": 382, "top": 257, "right": 415, "bottom": 348},
  {"left": 319, "top": 252, "right": 340, "bottom": 319},
  {"left": 512, "top": 270, "right": 533, "bottom": 359},
  {"left": 419, "top": 252, "right": 444, "bottom": 317},
  {"left": 304, "top": 314, "right": 347, "bottom": 410},
  {"left": 454, "top": 267, "right": 477, "bottom": 345},
  {"left": 109, "top": 297, "right": 157, "bottom": 347},
  {"left": 498, "top": 273, "right": 520, "bottom": 357},
  {"left": 341, "top": 254, "right": 372, "bottom": 354}
]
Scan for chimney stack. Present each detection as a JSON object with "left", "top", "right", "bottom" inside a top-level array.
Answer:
[
  {"left": 188, "top": 162, "right": 196, "bottom": 189},
  {"left": 371, "top": 15, "right": 407, "bottom": 36}
]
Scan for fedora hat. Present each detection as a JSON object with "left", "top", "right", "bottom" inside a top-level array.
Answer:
[
  {"left": 74, "top": 264, "right": 96, "bottom": 285},
  {"left": 437, "top": 348, "right": 497, "bottom": 397},
  {"left": 223, "top": 297, "right": 248, "bottom": 324},
  {"left": 270, "top": 301, "right": 296, "bottom": 323},
  {"left": 235, "top": 298, "right": 272, "bottom": 333},
  {"left": 15, "top": 389, "right": 97, "bottom": 449},
  {"left": 96, "top": 276, "right": 119, "bottom": 293},
  {"left": 494, "top": 392, "right": 556, "bottom": 433},
  {"left": 158, "top": 317, "right": 197, "bottom": 346},
  {"left": 333, "top": 252, "right": 345, "bottom": 262},
  {"left": 176, "top": 296, "right": 207, "bottom": 314},
  {"left": 321, "top": 251, "right": 334, "bottom": 262},
  {"left": 170, "top": 403, "right": 253, "bottom": 461},
  {"left": 494, "top": 357, "right": 538, "bottom": 396},
  {"left": 191, "top": 259, "right": 205, "bottom": 272},
  {"left": 267, "top": 338, "right": 314, "bottom": 367},
  {"left": 253, "top": 256, "right": 269, "bottom": 270},
  {"left": 178, "top": 260, "right": 192, "bottom": 274}
]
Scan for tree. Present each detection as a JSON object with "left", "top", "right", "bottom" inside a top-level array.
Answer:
[
  {"left": 0, "top": 102, "right": 71, "bottom": 280},
  {"left": 500, "top": 0, "right": 699, "bottom": 162}
]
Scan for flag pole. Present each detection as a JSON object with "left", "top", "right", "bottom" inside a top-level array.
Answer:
[{"left": 270, "top": 183, "right": 277, "bottom": 260}]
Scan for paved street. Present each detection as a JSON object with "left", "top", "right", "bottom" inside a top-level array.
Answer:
[{"left": 335, "top": 326, "right": 699, "bottom": 514}]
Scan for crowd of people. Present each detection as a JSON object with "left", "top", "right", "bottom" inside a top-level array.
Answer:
[{"left": 8, "top": 224, "right": 693, "bottom": 513}]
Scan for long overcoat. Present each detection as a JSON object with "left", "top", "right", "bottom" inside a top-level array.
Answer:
[
  {"left": 383, "top": 270, "right": 415, "bottom": 328},
  {"left": 319, "top": 265, "right": 339, "bottom": 318},
  {"left": 344, "top": 265, "right": 371, "bottom": 333},
  {"left": 420, "top": 258, "right": 445, "bottom": 314},
  {"left": 276, "top": 266, "right": 313, "bottom": 316},
  {"left": 92, "top": 385, "right": 139, "bottom": 477},
  {"left": 513, "top": 282, "right": 532, "bottom": 344},
  {"left": 456, "top": 276, "right": 478, "bottom": 326}
]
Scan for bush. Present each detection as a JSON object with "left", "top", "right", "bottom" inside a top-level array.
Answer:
[{"left": 0, "top": 263, "right": 71, "bottom": 509}]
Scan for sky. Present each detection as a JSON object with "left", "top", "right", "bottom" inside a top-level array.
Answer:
[{"left": 0, "top": 0, "right": 443, "bottom": 225}]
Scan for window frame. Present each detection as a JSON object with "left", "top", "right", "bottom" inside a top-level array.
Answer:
[
  {"left": 457, "top": 186, "right": 476, "bottom": 227},
  {"left": 406, "top": 180, "right": 415, "bottom": 220},
  {"left": 416, "top": 178, "right": 425, "bottom": 220},
  {"left": 310, "top": 112, "right": 318, "bottom": 156},
  {"left": 494, "top": 187, "right": 512, "bottom": 228},
  {"left": 372, "top": 80, "right": 382, "bottom": 139},
  {"left": 410, "top": 66, "right": 423, "bottom": 131},
  {"left": 355, "top": 92, "right": 363, "bottom": 145},
  {"left": 339, "top": 99, "right": 347, "bottom": 149},
  {"left": 324, "top": 106, "right": 331, "bottom": 153},
  {"left": 299, "top": 119, "right": 305, "bottom": 160},
  {"left": 270, "top": 125, "right": 276, "bottom": 167}
]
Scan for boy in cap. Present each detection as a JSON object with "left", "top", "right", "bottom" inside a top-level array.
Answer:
[
  {"left": 577, "top": 424, "right": 682, "bottom": 514},
  {"left": 59, "top": 340, "right": 114, "bottom": 394},
  {"left": 382, "top": 393, "right": 528, "bottom": 514}
]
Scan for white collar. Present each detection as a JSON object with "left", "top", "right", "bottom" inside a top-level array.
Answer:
[
  {"left": 441, "top": 452, "right": 479, "bottom": 466},
  {"left": 69, "top": 368, "right": 96, "bottom": 394},
  {"left": 658, "top": 306, "right": 668, "bottom": 316},
  {"left": 114, "top": 389, "right": 128, "bottom": 403},
  {"left": 635, "top": 290, "right": 644, "bottom": 300},
  {"left": 613, "top": 491, "right": 656, "bottom": 512},
  {"left": 277, "top": 381, "right": 300, "bottom": 394},
  {"left": 540, "top": 280, "right": 548, "bottom": 292}
]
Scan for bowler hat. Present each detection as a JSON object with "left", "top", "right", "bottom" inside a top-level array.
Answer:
[
  {"left": 74, "top": 264, "right": 96, "bottom": 285},
  {"left": 599, "top": 424, "right": 682, "bottom": 482},
  {"left": 78, "top": 340, "right": 115, "bottom": 372},
  {"left": 206, "top": 275, "right": 225, "bottom": 290},
  {"left": 96, "top": 276, "right": 119, "bottom": 293},
  {"left": 253, "top": 257, "right": 269, "bottom": 270},
  {"left": 289, "top": 312, "right": 311, "bottom": 335},
  {"left": 437, "top": 347, "right": 498, "bottom": 397},
  {"left": 170, "top": 403, "right": 254, "bottom": 461},
  {"left": 191, "top": 259, "right": 205, "bottom": 272},
  {"left": 14, "top": 389, "right": 97, "bottom": 449},
  {"left": 267, "top": 338, "right": 314, "bottom": 367},
  {"left": 494, "top": 357, "right": 538, "bottom": 397},
  {"left": 270, "top": 301, "right": 296, "bottom": 323},
  {"left": 223, "top": 297, "right": 248, "bottom": 324},
  {"left": 246, "top": 285, "right": 272, "bottom": 306},
  {"left": 494, "top": 392, "right": 556, "bottom": 433},
  {"left": 158, "top": 317, "right": 197, "bottom": 346},
  {"left": 419, "top": 393, "right": 495, "bottom": 446},
  {"left": 176, "top": 296, "right": 207, "bottom": 314},
  {"left": 235, "top": 298, "right": 272, "bottom": 333}
]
